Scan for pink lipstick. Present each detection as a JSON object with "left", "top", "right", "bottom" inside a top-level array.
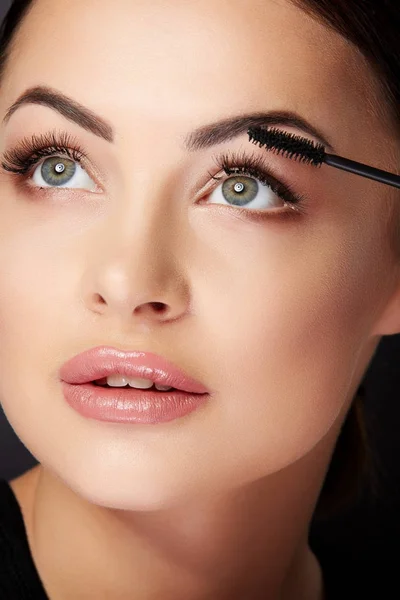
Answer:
[{"left": 59, "top": 346, "right": 210, "bottom": 424}]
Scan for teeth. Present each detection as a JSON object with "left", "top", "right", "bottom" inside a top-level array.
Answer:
[
  {"left": 106, "top": 375, "right": 152, "bottom": 388},
  {"left": 105, "top": 375, "right": 173, "bottom": 391},
  {"left": 154, "top": 383, "right": 173, "bottom": 391}
]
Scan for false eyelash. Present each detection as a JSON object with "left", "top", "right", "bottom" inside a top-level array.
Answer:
[
  {"left": 209, "top": 149, "right": 308, "bottom": 212},
  {"left": 1, "top": 130, "right": 88, "bottom": 176},
  {"left": 1, "top": 132, "right": 309, "bottom": 218}
]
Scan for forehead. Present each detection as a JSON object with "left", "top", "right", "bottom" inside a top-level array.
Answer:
[{"left": 4, "top": 0, "right": 375, "bottom": 150}]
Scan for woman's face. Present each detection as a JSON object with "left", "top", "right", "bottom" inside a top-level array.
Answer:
[{"left": 0, "top": 0, "right": 398, "bottom": 509}]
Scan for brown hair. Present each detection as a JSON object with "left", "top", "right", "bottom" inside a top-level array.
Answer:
[{"left": 1, "top": 0, "right": 397, "bottom": 520}]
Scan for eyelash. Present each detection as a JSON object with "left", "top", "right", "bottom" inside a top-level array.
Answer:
[
  {"left": 1, "top": 130, "right": 87, "bottom": 179},
  {"left": 1, "top": 131, "right": 309, "bottom": 219},
  {"left": 209, "top": 150, "right": 308, "bottom": 219}
]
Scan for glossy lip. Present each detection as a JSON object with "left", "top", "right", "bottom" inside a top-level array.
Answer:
[
  {"left": 61, "top": 383, "right": 209, "bottom": 424},
  {"left": 59, "top": 346, "right": 210, "bottom": 394}
]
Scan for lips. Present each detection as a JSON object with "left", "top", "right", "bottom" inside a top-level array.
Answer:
[{"left": 59, "top": 346, "right": 209, "bottom": 395}]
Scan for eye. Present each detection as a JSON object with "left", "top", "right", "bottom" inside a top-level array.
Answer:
[
  {"left": 0, "top": 130, "right": 97, "bottom": 193},
  {"left": 204, "top": 150, "right": 307, "bottom": 217},
  {"left": 32, "top": 156, "right": 96, "bottom": 190},
  {"left": 208, "top": 173, "right": 285, "bottom": 211}
]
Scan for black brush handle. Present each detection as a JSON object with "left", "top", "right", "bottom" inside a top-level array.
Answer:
[{"left": 325, "top": 154, "right": 400, "bottom": 189}]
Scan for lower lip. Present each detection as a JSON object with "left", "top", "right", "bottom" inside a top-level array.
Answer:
[{"left": 61, "top": 382, "right": 209, "bottom": 424}]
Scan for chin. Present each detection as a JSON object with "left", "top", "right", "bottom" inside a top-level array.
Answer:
[{"left": 56, "top": 460, "right": 203, "bottom": 512}]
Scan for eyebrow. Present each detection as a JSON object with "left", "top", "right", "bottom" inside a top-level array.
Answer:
[
  {"left": 3, "top": 85, "right": 335, "bottom": 152},
  {"left": 2, "top": 86, "right": 114, "bottom": 142},
  {"left": 185, "top": 111, "right": 335, "bottom": 153}
]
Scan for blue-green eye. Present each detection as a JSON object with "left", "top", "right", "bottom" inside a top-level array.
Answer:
[
  {"left": 207, "top": 150, "right": 308, "bottom": 215},
  {"left": 32, "top": 156, "right": 96, "bottom": 190},
  {"left": 0, "top": 130, "right": 96, "bottom": 193},
  {"left": 209, "top": 174, "right": 282, "bottom": 210}
]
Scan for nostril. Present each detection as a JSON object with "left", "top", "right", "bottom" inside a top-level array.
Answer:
[
  {"left": 150, "top": 302, "right": 166, "bottom": 312},
  {"left": 94, "top": 293, "right": 106, "bottom": 305}
]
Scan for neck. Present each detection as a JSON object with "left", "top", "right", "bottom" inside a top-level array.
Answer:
[{"left": 16, "top": 429, "right": 340, "bottom": 600}]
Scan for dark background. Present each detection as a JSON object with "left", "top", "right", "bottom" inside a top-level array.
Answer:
[{"left": 0, "top": 0, "right": 399, "bottom": 564}]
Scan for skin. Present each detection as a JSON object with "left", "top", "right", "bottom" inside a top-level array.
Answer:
[{"left": 1, "top": 0, "right": 400, "bottom": 598}]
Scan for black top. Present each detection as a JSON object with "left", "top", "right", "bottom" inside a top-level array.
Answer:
[
  {"left": 0, "top": 478, "right": 391, "bottom": 599},
  {"left": 0, "top": 479, "right": 49, "bottom": 599}
]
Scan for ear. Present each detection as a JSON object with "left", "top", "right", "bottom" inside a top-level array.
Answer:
[{"left": 371, "top": 279, "right": 400, "bottom": 336}]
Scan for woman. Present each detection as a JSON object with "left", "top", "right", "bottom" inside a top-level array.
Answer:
[{"left": 0, "top": 0, "right": 399, "bottom": 598}]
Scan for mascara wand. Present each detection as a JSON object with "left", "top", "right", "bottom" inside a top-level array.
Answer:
[{"left": 247, "top": 127, "right": 400, "bottom": 190}]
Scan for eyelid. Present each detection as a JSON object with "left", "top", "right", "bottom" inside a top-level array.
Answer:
[
  {"left": 205, "top": 148, "right": 304, "bottom": 198},
  {"left": 1, "top": 130, "right": 105, "bottom": 192},
  {"left": 208, "top": 148, "right": 284, "bottom": 183},
  {"left": 2, "top": 131, "right": 306, "bottom": 210}
]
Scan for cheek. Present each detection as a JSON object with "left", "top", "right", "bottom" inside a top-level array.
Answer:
[
  {"left": 0, "top": 230, "right": 60, "bottom": 337},
  {"left": 193, "top": 224, "right": 383, "bottom": 474},
  {"left": 0, "top": 200, "right": 387, "bottom": 499},
  {"left": 0, "top": 228, "right": 69, "bottom": 412}
]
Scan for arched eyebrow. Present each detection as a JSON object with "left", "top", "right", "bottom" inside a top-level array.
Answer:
[
  {"left": 2, "top": 85, "right": 335, "bottom": 152},
  {"left": 184, "top": 111, "right": 335, "bottom": 153},
  {"left": 2, "top": 85, "right": 114, "bottom": 142}
]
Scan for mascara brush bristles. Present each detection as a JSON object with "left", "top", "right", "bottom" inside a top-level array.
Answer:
[
  {"left": 247, "top": 125, "right": 400, "bottom": 190},
  {"left": 249, "top": 139, "right": 321, "bottom": 165},
  {"left": 247, "top": 126, "right": 326, "bottom": 167}
]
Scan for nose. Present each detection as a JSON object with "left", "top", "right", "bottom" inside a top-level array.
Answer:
[
  {"left": 89, "top": 287, "right": 190, "bottom": 324},
  {"left": 81, "top": 215, "right": 192, "bottom": 327}
]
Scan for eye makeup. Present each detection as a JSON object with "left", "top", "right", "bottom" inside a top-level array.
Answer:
[
  {"left": 0, "top": 129, "right": 310, "bottom": 220},
  {"left": 208, "top": 150, "right": 309, "bottom": 216},
  {"left": 1, "top": 130, "right": 88, "bottom": 176}
]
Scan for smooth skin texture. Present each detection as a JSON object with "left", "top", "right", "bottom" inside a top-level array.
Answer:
[{"left": 1, "top": 0, "right": 400, "bottom": 598}]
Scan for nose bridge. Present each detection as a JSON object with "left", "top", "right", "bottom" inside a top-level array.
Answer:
[
  {"left": 112, "top": 134, "right": 184, "bottom": 242},
  {"left": 109, "top": 156, "right": 185, "bottom": 265},
  {"left": 102, "top": 200, "right": 179, "bottom": 286}
]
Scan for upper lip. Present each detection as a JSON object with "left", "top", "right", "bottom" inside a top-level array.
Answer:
[{"left": 59, "top": 346, "right": 209, "bottom": 394}]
